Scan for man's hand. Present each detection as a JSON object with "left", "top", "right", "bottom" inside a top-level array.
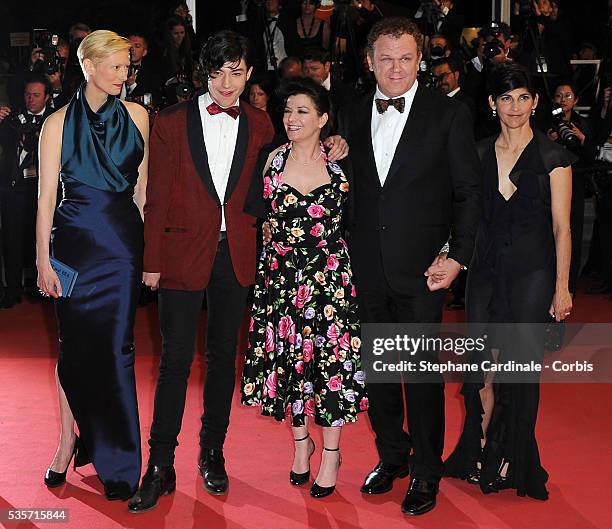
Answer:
[
  {"left": 323, "top": 135, "right": 349, "bottom": 161},
  {"left": 126, "top": 68, "right": 138, "bottom": 87},
  {"left": 262, "top": 221, "right": 272, "bottom": 245},
  {"left": 0, "top": 106, "right": 11, "bottom": 123},
  {"left": 424, "top": 254, "right": 462, "bottom": 291},
  {"left": 143, "top": 272, "right": 161, "bottom": 290},
  {"left": 47, "top": 71, "right": 62, "bottom": 91},
  {"left": 30, "top": 47, "right": 44, "bottom": 66}
]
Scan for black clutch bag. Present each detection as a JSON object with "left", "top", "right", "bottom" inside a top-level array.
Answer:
[{"left": 544, "top": 314, "right": 565, "bottom": 352}]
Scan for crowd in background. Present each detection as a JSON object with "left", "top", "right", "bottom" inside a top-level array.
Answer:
[{"left": 1, "top": 0, "right": 612, "bottom": 310}]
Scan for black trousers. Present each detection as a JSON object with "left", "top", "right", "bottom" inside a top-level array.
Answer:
[
  {"left": 148, "top": 239, "right": 249, "bottom": 466},
  {"left": 357, "top": 257, "right": 446, "bottom": 483},
  {"left": 0, "top": 183, "right": 37, "bottom": 298}
]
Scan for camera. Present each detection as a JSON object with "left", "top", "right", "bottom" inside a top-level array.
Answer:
[
  {"left": 5, "top": 112, "right": 43, "bottom": 159},
  {"left": 32, "top": 29, "right": 62, "bottom": 76},
  {"left": 551, "top": 104, "right": 579, "bottom": 149},
  {"left": 484, "top": 39, "right": 505, "bottom": 61},
  {"left": 418, "top": 60, "right": 438, "bottom": 89}
]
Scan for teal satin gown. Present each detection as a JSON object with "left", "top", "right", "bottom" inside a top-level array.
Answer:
[{"left": 51, "top": 83, "right": 144, "bottom": 497}]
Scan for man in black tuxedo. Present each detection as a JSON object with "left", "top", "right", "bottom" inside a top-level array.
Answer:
[
  {"left": 0, "top": 76, "right": 54, "bottom": 309},
  {"left": 126, "top": 33, "right": 161, "bottom": 107},
  {"left": 303, "top": 47, "right": 356, "bottom": 116},
  {"left": 337, "top": 17, "right": 481, "bottom": 515}
]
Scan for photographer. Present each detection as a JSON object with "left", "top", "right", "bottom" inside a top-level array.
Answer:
[
  {"left": 545, "top": 82, "right": 596, "bottom": 294},
  {"left": 513, "top": 0, "right": 571, "bottom": 79},
  {"left": 415, "top": 0, "right": 464, "bottom": 49},
  {"left": 236, "top": 0, "right": 297, "bottom": 72},
  {"left": 464, "top": 22, "right": 513, "bottom": 139},
  {"left": 126, "top": 33, "right": 162, "bottom": 108},
  {"left": 0, "top": 76, "right": 54, "bottom": 309}
]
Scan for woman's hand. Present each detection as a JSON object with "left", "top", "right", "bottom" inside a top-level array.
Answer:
[
  {"left": 569, "top": 123, "right": 586, "bottom": 144},
  {"left": 37, "top": 261, "right": 62, "bottom": 298},
  {"left": 549, "top": 288, "right": 572, "bottom": 321}
]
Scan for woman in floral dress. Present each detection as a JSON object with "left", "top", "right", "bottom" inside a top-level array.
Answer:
[{"left": 242, "top": 77, "right": 367, "bottom": 498}]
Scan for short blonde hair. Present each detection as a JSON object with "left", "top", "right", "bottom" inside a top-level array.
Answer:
[{"left": 77, "top": 30, "right": 131, "bottom": 73}]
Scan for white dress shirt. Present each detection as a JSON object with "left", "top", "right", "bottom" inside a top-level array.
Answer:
[
  {"left": 371, "top": 81, "right": 418, "bottom": 186},
  {"left": 198, "top": 91, "right": 240, "bottom": 232},
  {"left": 447, "top": 86, "right": 461, "bottom": 98},
  {"left": 265, "top": 18, "right": 287, "bottom": 71}
]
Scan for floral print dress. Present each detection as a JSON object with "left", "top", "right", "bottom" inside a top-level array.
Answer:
[{"left": 242, "top": 142, "right": 368, "bottom": 427}]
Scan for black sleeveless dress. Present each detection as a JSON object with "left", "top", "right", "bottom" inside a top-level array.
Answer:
[
  {"left": 444, "top": 130, "right": 575, "bottom": 500},
  {"left": 51, "top": 83, "right": 144, "bottom": 497}
]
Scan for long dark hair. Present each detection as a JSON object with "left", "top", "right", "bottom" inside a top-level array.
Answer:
[{"left": 162, "top": 16, "right": 193, "bottom": 79}]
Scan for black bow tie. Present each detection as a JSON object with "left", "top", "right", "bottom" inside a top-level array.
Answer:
[
  {"left": 375, "top": 97, "right": 406, "bottom": 114},
  {"left": 268, "top": 16, "right": 278, "bottom": 22}
]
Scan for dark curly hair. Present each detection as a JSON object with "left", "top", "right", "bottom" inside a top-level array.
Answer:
[
  {"left": 367, "top": 16, "right": 423, "bottom": 55},
  {"left": 200, "top": 30, "right": 251, "bottom": 78}
]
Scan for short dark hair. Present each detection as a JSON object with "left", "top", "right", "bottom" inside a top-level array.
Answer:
[
  {"left": 24, "top": 74, "right": 51, "bottom": 95},
  {"left": 303, "top": 46, "right": 330, "bottom": 65},
  {"left": 200, "top": 30, "right": 251, "bottom": 77},
  {"left": 277, "top": 76, "right": 331, "bottom": 138},
  {"left": 127, "top": 32, "right": 148, "bottom": 46},
  {"left": 554, "top": 80, "right": 577, "bottom": 96},
  {"left": 367, "top": 16, "right": 423, "bottom": 54},
  {"left": 248, "top": 73, "right": 276, "bottom": 98},
  {"left": 430, "top": 56, "right": 461, "bottom": 74},
  {"left": 279, "top": 56, "right": 302, "bottom": 74},
  {"left": 488, "top": 62, "right": 535, "bottom": 100}
]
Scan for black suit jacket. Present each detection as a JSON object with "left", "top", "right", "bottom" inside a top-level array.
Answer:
[
  {"left": 0, "top": 107, "right": 54, "bottom": 189},
  {"left": 128, "top": 61, "right": 162, "bottom": 106},
  {"left": 337, "top": 84, "right": 482, "bottom": 294}
]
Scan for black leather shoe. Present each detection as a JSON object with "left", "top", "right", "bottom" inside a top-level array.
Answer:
[
  {"left": 199, "top": 449, "right": 229, "bottom": 495},
  {"left": 128, "top": 465, "right": 176, "bottom": 513},
  {"left": 401, "top": 478, "right": 438, "bottom": 516},
  {"left": 360, "top": 461, "right": 410, "bottom": 494},
  {"left": 105, "top": 482, "right": 136, "bottom": 502}
]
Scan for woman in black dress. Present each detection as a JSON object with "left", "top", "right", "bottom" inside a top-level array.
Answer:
[
  {"left": 295, "top": 0, "right": 330, "bottom": 55},
  {"left": 444, "top": 63, "right": 573, "bottom": 500}
]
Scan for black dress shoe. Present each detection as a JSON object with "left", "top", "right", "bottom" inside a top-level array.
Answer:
[
  {"left": 128, "top": 465, "right": 176, "bottom": 513},
  {"left": 105, "top": 482, "right": 136, "bottom": 502},
  {"left": 199, "top": 448, "right": 229, "bottom": 495},
  {"left": 401, "top": 478, "right": 438, "bottom": 516},
  {"left": 360, "top": 461, "right": 410, "bottom": 494}
]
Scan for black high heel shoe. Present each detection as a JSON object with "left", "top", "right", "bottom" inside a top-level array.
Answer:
[
  {"left": 289, "top": 434, "right": 315, "bottom": 486},
  {"left": 44, "top": 435, "right": 90, "bottom": 488},
  {"left": 310, "top": 447, "right": 342, "bottom": 498}
]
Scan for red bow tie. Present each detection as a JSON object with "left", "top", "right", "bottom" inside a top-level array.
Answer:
[{"left": 207, "top": 101, "right": 240, "bottom": 119}]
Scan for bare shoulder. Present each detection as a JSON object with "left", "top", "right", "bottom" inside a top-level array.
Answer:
[
  {"left": 43, "top": 106, "right": 67, "bottom": 131},
  {"left": 121, "top": 100, "right": 149, "bottom": 127}
]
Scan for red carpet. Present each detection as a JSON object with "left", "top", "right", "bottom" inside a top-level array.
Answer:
[{"left": 0, "top": 289, "right": 610, "bottom": 529}]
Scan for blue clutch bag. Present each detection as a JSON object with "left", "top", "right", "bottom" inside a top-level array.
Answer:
[{"left": 50, "top": 257, "right": 78, "bottom": 298}]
